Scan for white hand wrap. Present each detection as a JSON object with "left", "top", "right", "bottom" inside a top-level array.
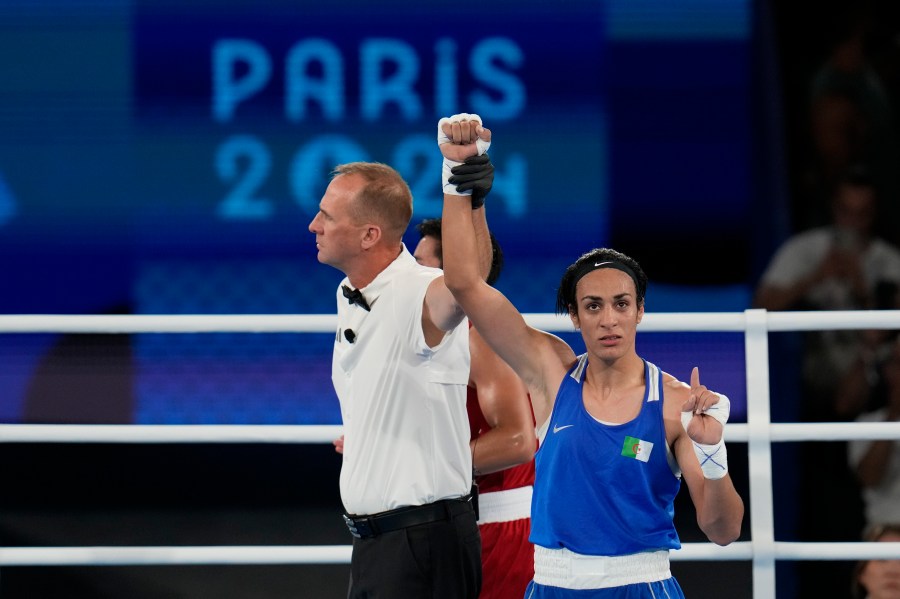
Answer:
[
  {"left": 693, "top": 439, "right": 728, "bottom": 480},
  {"left": 441, "top": 159, "right": 464, "bottom": 196},
  {"left": 681, "top": 393, "right": 731, "bottom": 480},
  {"left": 438, "top": 113, "right": 491, "bottom": 196}
]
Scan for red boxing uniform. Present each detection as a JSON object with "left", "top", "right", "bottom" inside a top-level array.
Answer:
[{"left": 467, "top": 387, "right": 535, "bottom": 599}]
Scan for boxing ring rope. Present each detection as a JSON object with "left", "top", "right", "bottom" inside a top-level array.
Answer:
[
  {"left": 6, "top": 422, "right": 900, "bottom": 444},
  {"left": 2, "top": 309, "right": 900, "bottom": 599}
]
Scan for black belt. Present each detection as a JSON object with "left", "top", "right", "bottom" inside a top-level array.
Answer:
[{"left": 343, "top": 495, "right": 474, "bottom": 539}]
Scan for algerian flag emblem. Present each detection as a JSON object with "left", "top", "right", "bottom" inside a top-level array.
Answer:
[{"left": 621, "top": 436, "right": 653, "bottom": 463}]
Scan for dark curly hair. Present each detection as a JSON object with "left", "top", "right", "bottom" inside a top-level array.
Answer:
[
  {"left": 555, "top": 248, "right": 647, "bottom": 315},
  {"left": 414, "top": 217, "right": 504, "bottom": 286}
]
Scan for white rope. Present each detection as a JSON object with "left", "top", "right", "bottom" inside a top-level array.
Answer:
[
  {"left": 0, "top": 545, "right": 352, "bottom": 566},
  {"left": 2, "top": 541, "right": 899, "bottom": 566},
  {"left": 773, "top": 542, "right": 900, "bottom": 561},
  {"left": 1, "top": 310, "right": 898, "bottom": 335},
  {"left": 0, "top": 424, "right": 344, "bottom": 443},
  {"left": 769, "top": 421, "right": 900, "bottom": 442},
  {"left": 4, "top": 422, "right": 899, "bottom": 444},
  {"left": 0, "top": 312, "right": 758, "bottom": 334},
  {"left": 0, "top": 314, "right": 337, "bottom": 334},
  {"left": 766, "top": 310, "right": 900, "bottom": 332}
]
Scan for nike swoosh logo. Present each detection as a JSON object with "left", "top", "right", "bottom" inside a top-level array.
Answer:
[{"left": 553, "top": 424, "right": 574, "bottom": 434}]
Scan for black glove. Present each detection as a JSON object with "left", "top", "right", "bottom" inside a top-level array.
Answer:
[{"left": 449, "top": 153, "right": 494, "bottom": 209}]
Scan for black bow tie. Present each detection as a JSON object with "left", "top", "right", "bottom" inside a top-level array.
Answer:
[{"left": 342, "top": 285, "right": 371, "bottom": 311}]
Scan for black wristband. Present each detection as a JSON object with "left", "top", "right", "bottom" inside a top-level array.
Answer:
[{"left": 449, "top": 153, "right": 493, "bottom": 209}]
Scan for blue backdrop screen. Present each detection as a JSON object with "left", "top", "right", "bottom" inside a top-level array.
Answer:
[{"left": 0, "top": 0, "right": 752, "bottom": 424}]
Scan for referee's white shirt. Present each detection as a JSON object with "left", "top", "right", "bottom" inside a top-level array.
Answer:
[{"left": 333, "top": 245, "right": 472, "bottom": 516}]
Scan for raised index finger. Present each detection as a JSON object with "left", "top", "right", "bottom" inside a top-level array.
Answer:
[{"left": 690, "top": 366, "right": 700, "bottom": 390}]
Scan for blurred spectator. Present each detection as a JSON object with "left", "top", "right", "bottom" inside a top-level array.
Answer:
[
  {"left": 852, "top": 523, "right": 900, "bottom": 599},
  {"left": 755, "top": 166, "right": 900, "bottom": 598},
  {"left": 849, "top": 340, "right": 900, "bottom": 528},
  {"left": 755, "top": 166, "right": 900, "bottom": 421},
  {"left": 834, "top": 280, "right": 900, "bottom": 419}
]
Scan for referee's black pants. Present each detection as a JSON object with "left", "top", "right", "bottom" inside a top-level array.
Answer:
[{"left": 347, "top": 503, "right": 482, "bottom": 598}]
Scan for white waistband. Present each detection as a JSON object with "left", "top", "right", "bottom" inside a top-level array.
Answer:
[
  {"left": 476, "top": 485, "right": 532, "bottom": 524},
  {"left": 533, "top": 546, "right": 671, "bottom": 589}
]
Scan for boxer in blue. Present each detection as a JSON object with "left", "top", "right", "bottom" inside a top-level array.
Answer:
[{"left": 439, "top": 120, "right": 744, "bottom": 597}]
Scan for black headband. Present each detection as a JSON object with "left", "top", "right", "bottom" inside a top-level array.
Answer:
[{"left": 570, "top": 260, "right": 642, "bottom": 300}]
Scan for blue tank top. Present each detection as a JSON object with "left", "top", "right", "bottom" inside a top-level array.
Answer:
[{"left": 530, "top": 355, "right": 682, "bottom": 555}]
